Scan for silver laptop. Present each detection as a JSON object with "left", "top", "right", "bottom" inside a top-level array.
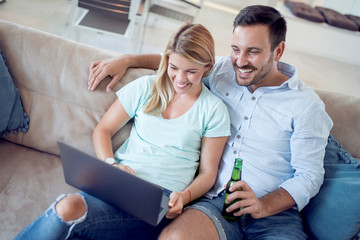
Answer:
[{"left": 58, "top": 141, "right": 169, "bottom": 226}]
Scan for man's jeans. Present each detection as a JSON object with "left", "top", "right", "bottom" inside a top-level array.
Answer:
[{"left": 189, "top": 191, "right": 307, "bottom": 240}]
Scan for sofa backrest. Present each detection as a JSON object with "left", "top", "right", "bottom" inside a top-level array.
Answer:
[
  {"left": 0, "top": 20, "right": 155, "bottom": 156},
  {"left": 315, "top": 88, "right": 360, "bottom": 159}
]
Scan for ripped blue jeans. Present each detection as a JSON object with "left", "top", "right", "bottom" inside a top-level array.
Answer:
[{"left": 14, "top": 191, "right": 172, "bottom": 240}]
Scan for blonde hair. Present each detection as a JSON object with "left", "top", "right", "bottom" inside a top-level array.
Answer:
[{"left": 144, "top": 23, "right": 215, "bottom": 115}]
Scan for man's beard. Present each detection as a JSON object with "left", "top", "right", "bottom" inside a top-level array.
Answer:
[{"left": 234, "top": 53, "right": 274, "bottom": 88}]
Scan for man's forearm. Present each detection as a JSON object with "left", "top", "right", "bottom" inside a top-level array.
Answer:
[
  {"left": 258, "top": 187, "right": 296, "bottom": 219},
  {"left": 126, "top": 54, "right": 161, "bottom": 71}
]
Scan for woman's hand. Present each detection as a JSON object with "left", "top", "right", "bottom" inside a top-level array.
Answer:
[
  {"left": 165, "top": 191, "right": 188, "bottom": 219},
  {"left": 88, "top": 56, "right": 130, "bottom": 92},
  {"left": 113, "top": 164, "right": 136, "bottom": 175}
]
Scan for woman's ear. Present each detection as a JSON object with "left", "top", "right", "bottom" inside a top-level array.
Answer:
[
  {"left": 203, "top": 63, "right": 212, "bottom": 77},
  {"left": 205, "top": 63, "right": 211, "bottom": 71},
  {"left": 206, "top": 60, "right": 214, "bottom": 71}
]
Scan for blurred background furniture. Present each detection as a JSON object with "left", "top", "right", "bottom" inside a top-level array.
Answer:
[
  {"left": 278, "top": 1, "right": 360, "bottom": 65},
  {"left": 67, "top": 0, "right": 145, "bottom": 52},
  {"left": 138, "top": 0, "right": 204, "bottom": 52},
  {"left": 284, "top": 0, "right": 325, "bottom": 23},
  {"left": 66, "top": 0, "right": 204, "bottom": 53},
  {"left": 316, "top": 6, "right": 359, "bottom": 31},
  {"left": 146, "top": 0, "right": 204, "bottom": 23}
]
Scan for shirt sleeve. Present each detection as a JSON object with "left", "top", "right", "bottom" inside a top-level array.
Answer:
[
  {"left": 116, "top": 76, "right": 152, "bottom": 118},
  {"left": 203, "top": 100, "right": 231, "bottom": 138},
  {"left": 280, "top": 101, "right": 333, "bottom": 211}
]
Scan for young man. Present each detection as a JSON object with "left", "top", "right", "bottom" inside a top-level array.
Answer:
[{"left": 88, "top": 5, "right": 333, "bottom": 239}]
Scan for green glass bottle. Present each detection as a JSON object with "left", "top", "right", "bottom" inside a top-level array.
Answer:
[{"left": 222, "top": 158, "right": 243, "bottom": 221}]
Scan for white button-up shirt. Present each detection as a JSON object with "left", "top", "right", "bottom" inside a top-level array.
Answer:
[{"left": 204, "top": 56, "right": 333, "bottom": 211}]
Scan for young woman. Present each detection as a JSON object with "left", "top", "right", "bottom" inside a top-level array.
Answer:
[{"left": 15, "top": 23, "right": 230, "bottom": 240}]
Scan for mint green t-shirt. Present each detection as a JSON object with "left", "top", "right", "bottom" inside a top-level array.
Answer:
[{"left": 115, "top": 75, "right": 230, "bottom": 192}]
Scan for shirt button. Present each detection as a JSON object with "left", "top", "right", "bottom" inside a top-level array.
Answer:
[
  {"left": 233, "top": 150, "right": 237, "bottom": 154},
  {"left": 236, "top": 135, "right": 241, "bottom": 139},
  {"left": 225, "top": 92, "right": 229, "bottom": 96},
  {"left": 244, "top": 116, "right": 249, "bottom": 120},
  {"left": 251, "top": 96, "right": 256, "bottom": 100}
]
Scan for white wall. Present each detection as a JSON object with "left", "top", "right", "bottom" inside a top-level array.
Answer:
[{"left": 320, "top": 0, "right": 360, "bottom": 15}]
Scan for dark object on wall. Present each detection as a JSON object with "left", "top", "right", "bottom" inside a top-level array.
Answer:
[
  {"left": 284, "top": 0, "right": 324, "bottom": 23},
  {"left": 0, "top": 0, "right": 6, "bottom": 4},
  {"left": 316, "top": 6, "right": 359, "bottom": 31},
  {"left": 345, "top": 14, "right": 360, "bottom": 31}
]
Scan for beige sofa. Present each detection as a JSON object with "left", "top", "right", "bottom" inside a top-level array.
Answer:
[{"left": 0, "top": 19, "right": 359, "bottom": 239}]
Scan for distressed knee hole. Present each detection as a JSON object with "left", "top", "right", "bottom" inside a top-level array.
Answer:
[{"left": 55, "top": 194, "right": 87, "bottom": 222}]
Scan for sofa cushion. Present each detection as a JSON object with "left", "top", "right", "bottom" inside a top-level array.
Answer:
[
  {"left": 315, "top": 6, "right": 359, "bottom": 31},
  {"left": 284, "top": 0, "right": 324, "bottom": 23},
  {"left": 0, "top": 139, "right": 77, "bottom": 237},
  {"left": 302, "top": 135, "right": 360, "bottom": 240},
  {"left": 0, "top": 49, "right": 29, "bottom": 137}
]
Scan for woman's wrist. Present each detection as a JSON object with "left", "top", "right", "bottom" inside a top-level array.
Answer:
[
  {"left": 104, "top": 157, "right": 116, "bottom": 165},
  {"left": 181, "top": 189, "right": 192, "bottom": 205}
]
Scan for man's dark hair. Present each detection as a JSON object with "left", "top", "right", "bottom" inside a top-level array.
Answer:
[{"left": 233, "top": 5, "right": 287, "bottom": 50}]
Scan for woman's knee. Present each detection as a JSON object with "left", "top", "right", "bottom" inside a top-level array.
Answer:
[
  {"left": 159, "top": 209, "right": 219, "bottom": 240},
  {"left": 55, "top": 194, "right": 87, "bottom": 222},
  {"left": 159, "top": 225, "right": 182, "bottom": 240}
]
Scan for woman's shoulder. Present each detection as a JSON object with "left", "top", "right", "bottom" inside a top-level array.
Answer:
[
  {"left": 122, "top": 74, "right": 156, "bottom": 92},
  {"left": 133, "top": 74, "right": 156, "bottom": 85},
  {"left": 201, "top": 84, "right": 224, "bottom": 104},
  {"left": 116, "top": 74, "right": 156, "bottom": 101},
  {"left": 198, "top": 84, "right": 230, "bottom": 135}
]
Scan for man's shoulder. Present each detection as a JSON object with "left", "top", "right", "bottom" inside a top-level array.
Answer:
[
  {"left": 295, "top": 81, "right": 321, "bottom": 101},
  {"left": 207, "top": 56, "right": 234, "bottom": 85},
  {"left": 278, "top": 61, "right": 324, "bottom": 107},
  {"left": 287, "top": 84, "right": 326, "bottom": 114},
  {"left": 214, "top": 56, "right": 233, "bottom": 71}
]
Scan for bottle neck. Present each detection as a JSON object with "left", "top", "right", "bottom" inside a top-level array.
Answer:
[{"left": 231, "top": 167, "right": 241, "bottom": 181}]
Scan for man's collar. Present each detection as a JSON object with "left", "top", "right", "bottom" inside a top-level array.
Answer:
[{"left": 277, "top": 61, "right": 300, "bottom": 90}]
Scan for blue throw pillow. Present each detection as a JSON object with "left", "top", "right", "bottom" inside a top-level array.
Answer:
[
  {"left": 303, "top": 134, "right": 360, "bottom": 240},
  {"left": 0, "top": 49, "right": 29, "bottom": 137}
]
